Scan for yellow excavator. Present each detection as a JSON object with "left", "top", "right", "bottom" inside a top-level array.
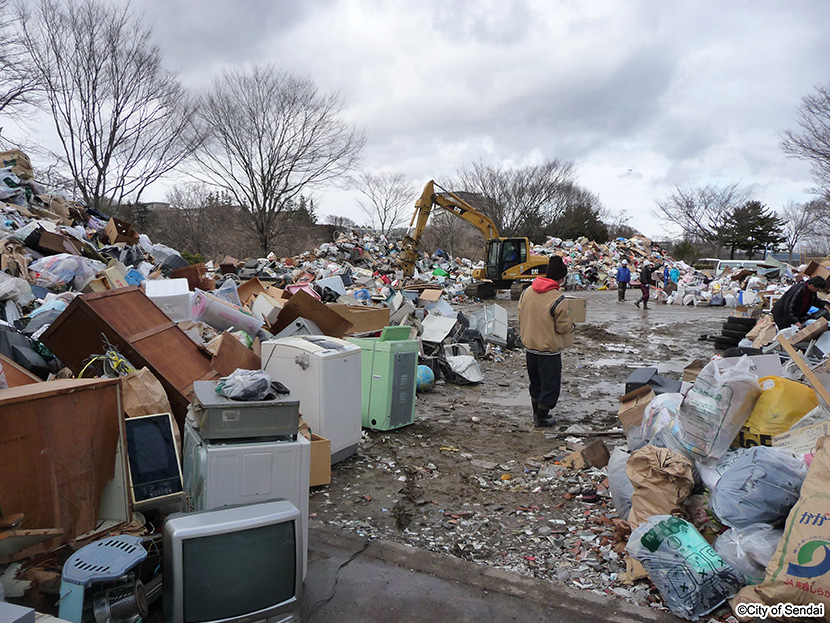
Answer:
[{"left": 400, "top": 180, "right": 549, "bottom": 299}]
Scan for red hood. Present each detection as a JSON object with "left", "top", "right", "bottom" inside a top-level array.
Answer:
[{"left": 532, "top": 277, "right": 560, "bottom": 293}]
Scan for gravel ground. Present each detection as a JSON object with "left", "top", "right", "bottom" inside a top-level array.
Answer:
[{"left": 308, "top": 289, "right": 736, "bottom": 616}]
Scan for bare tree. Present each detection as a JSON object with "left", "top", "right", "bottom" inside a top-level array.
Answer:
[
  {"left": 191, "top": 64, "right": 365, "bottom": 255},
  {"left": 780, "top": 199, "right": 823, "bottom": 261},
  {"left": 325, "top": 214, "right": 359, "bottom": 229},
  {"left": 653, "top": 183, "right": 749, "bottom": 256},
  {"left": 781, "top": 83, "right": 830, "bottom": 197},
  {"left": 0, "top": 0, "right": 39, "bottom": 117},
  {"left": 455, "top": 159, "right": 576, "bottom": 237},
  {"left": 17, "top": 0, "right": 201, "bottom": 212},
  {"left": 351, "top": 171, "right": 414, "bottom": 237}
]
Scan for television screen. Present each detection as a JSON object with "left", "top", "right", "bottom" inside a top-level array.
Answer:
[
  {"left": 125, "top": 413, "right": 182, "bottom": 504},
  {"left": 182, "top": 522, "right": 296, "bottom": 622}
]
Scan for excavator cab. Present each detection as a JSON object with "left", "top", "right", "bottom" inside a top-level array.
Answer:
[{"left": 485, "top": 238, "right": 528, "bottom": 281}]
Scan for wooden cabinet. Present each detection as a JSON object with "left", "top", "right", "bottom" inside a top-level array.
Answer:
[{"left": 40, "top": 287, "right": 217, "bottom": 427}]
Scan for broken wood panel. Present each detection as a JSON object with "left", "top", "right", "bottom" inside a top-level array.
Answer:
[{"left": 39, "top": 287, "right": 217, "bottom": 427}]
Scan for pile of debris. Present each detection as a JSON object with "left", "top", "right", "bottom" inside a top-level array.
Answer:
[{"left": 605, "top": 309, "right": 830, "bottom": 620}]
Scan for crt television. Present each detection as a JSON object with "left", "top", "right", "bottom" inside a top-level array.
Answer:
[{"left": 163, "top": 499, "right": 303, "bottom": 623}]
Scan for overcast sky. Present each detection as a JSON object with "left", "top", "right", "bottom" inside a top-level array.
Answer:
[{"left": 10, "top": 0, "right": 830, "bottom": 240}]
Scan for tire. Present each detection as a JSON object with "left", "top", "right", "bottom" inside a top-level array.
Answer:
[
  {"left": 721, "top": 329, "right": 750, "bottom": 340},
  {"left": 723, "top": 346, "right": 763, "bottom": 357},
  {"left": 714, "top": 336, "right": 741, "bottom": 349},
  {"left": 510, "top": 282, "right": 529, "bottom": 300},
  {"left": 727, "top": 316, "right": 757, "bottom": 327},
  {"left": 722, "top": 321, "right": 751, "bottom": 334}
]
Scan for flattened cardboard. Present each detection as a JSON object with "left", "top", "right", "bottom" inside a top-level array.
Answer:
[
  {"left": 419, "top": 289, "right": 443, "bottom": 303},
  {"left": 682, "top": 359, "right": 706, "bottom": 383},
  {"left": 562, "top": 296, "right": 587, "bottom": 323},
  {"left": 772, "top": 421, "right": 830, "bottom": 455},
  {"left": 210, "top": 331, "right": 261, "bottom": 376},
  {"left": 271, "top": 290, "right": 353, "bottom": 338},
  {"left": 309, "top": 434, "right": 331, "bottom": 487},
  {"left": 329, "top": 304, "right": 390, "bottom": 335}
]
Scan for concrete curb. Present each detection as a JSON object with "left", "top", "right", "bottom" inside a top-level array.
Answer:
[{"left": 309, "top": 523, "right": 680, "bottom": 622}]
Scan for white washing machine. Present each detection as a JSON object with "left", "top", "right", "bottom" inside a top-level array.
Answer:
[{"left": 261, "top": 335, "right": 362, "bottom": 463}]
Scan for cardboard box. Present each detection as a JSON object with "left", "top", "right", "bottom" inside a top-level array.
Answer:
[
  {"left": 103, "top": 217, "right": 140, "bottom": 245},
  {"left": 329, "top": 304, "right": 391, "bottom": 335},
  {"left": 309, "top": 434, "right": 331, "bottom": 486},
  {"left": 805, "top": 261, "right": 830, "bottom": 281},
  {"left": 617, "top": 386, "right": 655, "bottom": 429},
  {"left": 562, "top": 296, "right": 587, "bottom": 323},
  {"left": 103, "top": 266, "right": 129, "bottom": 289},
  {"left": 0, "top": 149, "right": 33, "bottom": 179},
  {"left": 237, "top": 277, "right": 270, "bottom": 303},
  {"left": 772, "top": 421, "right": 830, "bottom": 455},
  {"left": 789, "top": 317, "right": 828, "bottom": 345}
]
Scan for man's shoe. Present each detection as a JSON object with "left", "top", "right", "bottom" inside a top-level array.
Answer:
[
  {"left": 643, "top": 301, "right": 649, "bottom": 309},
  {"left": 634, "top": 299, "right": 641, "bottom": 308},
  {"left": 534, "top": 415, "right": 556, "bottom": 428}
]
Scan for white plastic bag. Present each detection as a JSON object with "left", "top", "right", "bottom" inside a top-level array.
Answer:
[
  {"left": 215, "top": 369, "right": 272, "bottom": 401},
  {"left": 30, "top": 254, "right": 105, "bottom": 290},
  {"left": 714, "top": 523, "right": 783, "bottom": 585},
  {"left": 641, "top": 392, "right": 682, "bottom": 443},
  {"left": 710, "top": 446, "right": 807, "bottom": 529},
  {"left": 606, "top": 447, "right": 633, "bottom": 519},
  {"left": 627, "top": 515, "right": 744, "bottom": 620},
  {"left": 668, "top": 356, "right": 761, "bottom": 461}
]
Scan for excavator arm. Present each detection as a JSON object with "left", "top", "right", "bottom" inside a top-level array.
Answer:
[{"left": 400, "top": 180, "right": 500, "bottom": 277}]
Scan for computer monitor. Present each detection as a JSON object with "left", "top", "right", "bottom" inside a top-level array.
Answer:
[
  {"left": 124, "top": 413, "right": 184, "bottom": 512},
  {"left": 163, "top": 499, "right": 303, "bottom": 623}
]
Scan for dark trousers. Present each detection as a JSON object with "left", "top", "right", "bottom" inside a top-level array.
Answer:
[
  {"left": 526, "top": 351, "right": 562, "bottom": 410},
  {"left": 639, "top": 283, "right": 650, "bottom": 301},
  {"left": 618, "top": 282, "right": 628, "bottom": 300}
]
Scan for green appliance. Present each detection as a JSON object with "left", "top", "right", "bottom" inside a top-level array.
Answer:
[{"left": 348, "top": 326, "right": 418, "bottom": 431}]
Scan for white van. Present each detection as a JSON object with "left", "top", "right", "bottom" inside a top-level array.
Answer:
[{"left": 715, "top": 259, "right": 768, "bottom": 273}]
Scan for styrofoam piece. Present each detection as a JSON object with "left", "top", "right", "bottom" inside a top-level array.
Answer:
[{"left": 145, "top": 278, "right": 191, "bottom": 322}]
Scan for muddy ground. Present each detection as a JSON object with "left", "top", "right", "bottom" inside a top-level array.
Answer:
[{"left": 308, "top": 290, "right": 734, "bottom": 610}]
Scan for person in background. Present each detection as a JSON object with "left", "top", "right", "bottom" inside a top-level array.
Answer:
[
  {"left": 616, "top": 260, "right": 631, "bottom": 302},
  {"left": 635, "top": 260, "right": 654, "bottom": 309},
  {"left": 670, "top": 265, "right": 680, "bottom": 283},
  {"left": 663, "top": 263, "right": 670, "bottom": 289},
  {"left": 772, "top": 276, "right": 829, "bottom": 329},
  {"left": 518, "top": 255, "right": 575, "bottom": 428}
]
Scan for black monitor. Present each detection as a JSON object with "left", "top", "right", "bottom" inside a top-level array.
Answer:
[{"left": 124, "top": 413, "right": 184, "bottom": 512}]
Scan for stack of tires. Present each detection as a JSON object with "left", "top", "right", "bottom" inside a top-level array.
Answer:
[{"left": 714, "top": 316, "right": 757, "bottom": 350}]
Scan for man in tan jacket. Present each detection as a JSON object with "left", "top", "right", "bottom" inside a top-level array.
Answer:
[{"left": 518, "top": 255, "right": 574, "bottom": 427}]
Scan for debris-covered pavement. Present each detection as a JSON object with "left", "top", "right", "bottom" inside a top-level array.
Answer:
[{"left": 309, "top": 292, "right": 734, "bottom": 615}]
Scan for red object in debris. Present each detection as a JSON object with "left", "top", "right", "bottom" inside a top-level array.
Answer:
[{"left": 524, "top": 556, "right": 536, "bottom": 561}]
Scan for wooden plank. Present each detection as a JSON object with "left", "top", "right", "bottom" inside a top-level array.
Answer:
[
  {"left": 777, "top": 335, "right": 830, "bottom": 405},
  {"left": 0, "top": 353, "right": 42, "bottom": 387}
]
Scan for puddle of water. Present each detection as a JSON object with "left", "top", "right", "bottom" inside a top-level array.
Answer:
[{"left": 478, "top": 394, "right": 529, "bottom": 407}]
